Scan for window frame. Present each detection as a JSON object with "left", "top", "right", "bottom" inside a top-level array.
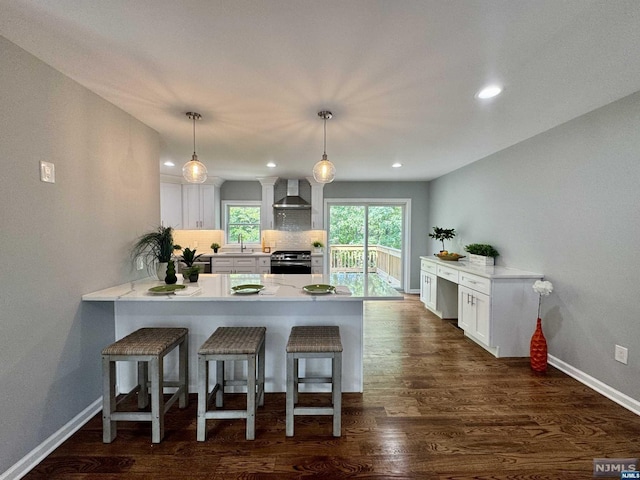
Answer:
[{"left": 222, "top": 200, "right": 262, "bottom": 246}]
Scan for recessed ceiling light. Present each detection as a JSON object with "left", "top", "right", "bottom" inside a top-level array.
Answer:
[
  {"left": 164, "top": 161, "right": 175, "bottom": 167},
  {"left": 266, "top": 162, "right": 276, "bottom": 168},
  {"left": 392, "top": 162, "right": 402, "bottom": 168},
  {"left": 476, "top": 85, "right": 503, "bottom": 99}
]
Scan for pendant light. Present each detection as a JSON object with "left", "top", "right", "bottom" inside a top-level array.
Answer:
[
  {"left": 312, "top": 110, "right": 336, "bottom": 183},
  {"left": 182, "top": 112, "right": 208, "bottom": 183}
]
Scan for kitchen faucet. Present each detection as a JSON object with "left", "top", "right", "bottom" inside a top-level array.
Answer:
[{"left": 239, "top": 233, "right": 245, "bottom": 252}]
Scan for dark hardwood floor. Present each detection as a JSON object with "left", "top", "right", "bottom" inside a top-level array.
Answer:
[{"left": 24, "top": 295, "right": 640, "bottom": 479}]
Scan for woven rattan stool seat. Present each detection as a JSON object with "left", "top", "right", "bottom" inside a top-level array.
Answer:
[
  {"left": 286, "top": 326, "right": 342, "bottom": 353},
  {"left": 102, "top": 328, "right": 188, "bottom": 356},
  {"left": 199, "top": 327, "right": 266, "bottom": 355}
]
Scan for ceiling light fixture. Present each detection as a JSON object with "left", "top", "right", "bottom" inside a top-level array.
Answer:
[
  {"left": 312, "top": 110, "right": 336, "bottom": 184},
  {"left": 392, "top": 162, "right": 402, "bottom": 168},
  {"left": 266, "top": 162, "right": 276, "bottom": 168},
  {"left": 182, "top": 112, "right": 208, "bottom": 183},
  {"left": 164, "top": 161, "right": 175, "bottom": 167},
  {"left": 476, "top": 85, "right": 503, "bottom": 99}
]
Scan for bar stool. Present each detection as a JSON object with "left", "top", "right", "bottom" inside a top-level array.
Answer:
[
  {"left": 286, "top": 326, "right": 343, "bottom": 437},
  {"left": 197, "top": 326, "right": 266, "bottom": 441},
  {"left": 101, "top": 327, "right": 189, "bottom": 443}
]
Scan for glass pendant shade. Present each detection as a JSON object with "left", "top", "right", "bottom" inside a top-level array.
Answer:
[
  {"left": 182, "top": 111, "right": 208, "bottom": 183},
  {"left": 313, "top": 154, "right": 336, "bottom": 183},
  {"left": 313, "top": 110, "right": 335, "bottom": 183},
  {"left": 182, "top": 153, "right": 208, "bottom": 183}
]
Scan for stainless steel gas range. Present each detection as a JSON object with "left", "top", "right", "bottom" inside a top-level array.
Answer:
[{"left": 270, "top": 250, "right": 312, "bottom": 274}]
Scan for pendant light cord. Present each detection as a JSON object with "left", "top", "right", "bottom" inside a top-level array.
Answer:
[
  {"left": 323, "top": 117, "right": 327, "bottom": 156},
  {"left": 192, "top": 115, "right": 197, "bottom": 156}
]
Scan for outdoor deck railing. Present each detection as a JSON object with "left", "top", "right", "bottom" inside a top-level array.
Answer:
[{"left": 330, "top": 244, "right": 401, "bottom": 287}]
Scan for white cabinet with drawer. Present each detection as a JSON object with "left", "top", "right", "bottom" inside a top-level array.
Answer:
[
  {"left": 211, "top": 255, "right": 258, "bottom": 274},
  {"left": 257, "top": 256, "right": 271, "bottom": 274},
  {"left": 311, "top": 255, "right": 323, "bottom": 274},
  {"left": 420, "top": 256, "right": 542, "bottom": 358}
]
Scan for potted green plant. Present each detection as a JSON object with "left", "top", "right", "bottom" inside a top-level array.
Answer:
[
  {"left": 184, "top": 265, "right": 200, "bottom": 283},
  {"left": 131, "top": 226, "right": 176, "bottom": 281},
  {"left": 465, "top": 243, "right": 499, "bottom": 266},
  {"left": 428, "top": 227, "right": 456, "bottom": 253},
  {"left": 211, "top": 242, "right": 221, "bottom": 253},
  {"left": 312, "top": 240, "right": 324, "bottom": 253},
  {"left": 180, "top": 247, "right": 203, "bottom": 279}
]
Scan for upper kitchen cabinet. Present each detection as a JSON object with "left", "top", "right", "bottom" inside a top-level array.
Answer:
[
  {"left": 307, "top": 177, "right": 325, "bottom": 230},
  {"left": 258, "top": 177, "right": 277, "bottom": 230},
  {"left": 182, "top": 184, "right": 218, "bottom": 229},
  {"left": 160, "top": 182, "right": 183, "bottom": 229}
]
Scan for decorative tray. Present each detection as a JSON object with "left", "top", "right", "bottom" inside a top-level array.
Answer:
[
  {"left": 148, "top": 284, "right": 187, "bottom": 294},
  {"left": 231, "top": 284, "right": 265, "bottom": 294},
  {"left": 434, "top": 253, "right": 465, "bottom": 261},
  {"left": 302, "top": 284, "right": 336, "bottom": 294}
]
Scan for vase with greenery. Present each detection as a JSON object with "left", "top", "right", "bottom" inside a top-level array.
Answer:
[
  {"left": 131, "top": 226, "right": 176, "bottom": 280},
  {"left": 312, "top": 240, "right": 324, "bottom": 253},
  {"left": 465, "top": 243, "right": 499, "bottom": 265},
  {"left": 428, "top": 226, "right": 456, "bottom": 253},
  {"left": 211, "top": 242, "right": 220, "bottom": 253}
]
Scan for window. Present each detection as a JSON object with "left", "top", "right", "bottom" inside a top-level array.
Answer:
[{"left": 223, "top": 201, "right": 261, "bottom": 245}]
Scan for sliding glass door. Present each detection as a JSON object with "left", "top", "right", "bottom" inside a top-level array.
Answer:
[{"left": 327, "top": 202, "right": 405, "bottom": 289}]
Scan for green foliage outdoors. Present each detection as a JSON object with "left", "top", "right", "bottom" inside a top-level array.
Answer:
[
  {"left": 464, "top": 243, "right": 499, "bottom": 257},
  {"left": 228, "top": 206, "right": 261, "bottom": 243},
  {"left": 329, "top": 205, "right": 402, "bottom": 249}
]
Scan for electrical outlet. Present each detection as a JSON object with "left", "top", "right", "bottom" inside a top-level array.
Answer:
[
  {"left": 40, "top": 161, "right": 55, "bottom": 183},
  {"left": 136, "top": 256, "right": 145, "bottom": 271},
  {"left": 614, "top": 345, "right": 628, "bottom": 365}
]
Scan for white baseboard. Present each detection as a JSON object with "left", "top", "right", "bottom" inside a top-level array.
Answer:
[
  {"left": 548, "top": 355, "right": 640, "bottom": 416},
  {"left": 1, "top": 398, "right": 102, "bottom": 480}
]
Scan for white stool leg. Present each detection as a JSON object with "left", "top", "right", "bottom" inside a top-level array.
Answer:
[
  {"left": 197, "top": 354, "right": 208, "bottom": 441},
  {"left": 150, "top": 356, "right": 164, "bottom": 443},
  {"left": 333, "top": 352, "right": 342, "bottom": 437},
  {"left": 102, "top": 356, "right": 116, "bottom": 443},
  {"left": 179, "top": 336, "right": 189, "bottom": 408},
  {"left": 246, "top": 353, "right": 257, "bottom": 440},
  {"left": 286, "top": 352, "right": 295, "bottom": 437},
  {"left": 215, "top": 360, "right": 224, "bottom": 407},
  {"left": 137, "top": 361, "right": 149, "bottom": 409}
]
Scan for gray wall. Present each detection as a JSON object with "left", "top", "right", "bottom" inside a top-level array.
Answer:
[
  {"left": 428, "top": 91, "right": 640, "bottom": 401},
  {"left": 0, "top": 37, "right": 160, "bottom": 474},
  {"left": 324, "top": 181, "right": 430, "bottom": 290},
  {"left": 220, "top": 180, "right": 261, "bottom": 200}
]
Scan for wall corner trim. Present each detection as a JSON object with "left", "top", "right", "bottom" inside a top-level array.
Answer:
[
  {"left": 548, "top": 355, "right": 640, "bottom": 417},
  {"left": 0, "top": 398, "right": 102, "bottom": 480}
]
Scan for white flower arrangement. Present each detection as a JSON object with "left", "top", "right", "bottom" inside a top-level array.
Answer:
[{"left": 533, "top": 280, "right": 553, "bottom": 318}]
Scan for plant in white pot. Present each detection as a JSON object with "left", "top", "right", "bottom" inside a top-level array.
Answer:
[
  {"left": 464, "top": 243, "right": 499, "bottom": 266},
  {"left": 312, "top": 240, "right": 324, "bottom": 253},
  {"left": 131, "top": 226, "right": 176, "bottom": 281}
]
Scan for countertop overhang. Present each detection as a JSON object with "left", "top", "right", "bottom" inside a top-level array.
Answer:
[{"left": 83, "top": 273, "right": 403, "bottom": 302}]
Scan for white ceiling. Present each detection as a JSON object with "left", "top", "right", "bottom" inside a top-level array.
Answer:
[{"left": 2, "top": 0, "right": 640, "bottom": 181}]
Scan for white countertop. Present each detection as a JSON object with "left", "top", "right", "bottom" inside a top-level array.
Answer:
[
  {"left": 82, "top": 273, "right": 403, "bottom": 302},
  {"left": 420, "top": 256, "right": 542, "bottom": 279}
]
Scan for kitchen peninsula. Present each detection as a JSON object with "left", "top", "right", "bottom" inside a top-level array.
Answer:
[{"left": 83, "top": 273, "right": 402, "bottom": 393}]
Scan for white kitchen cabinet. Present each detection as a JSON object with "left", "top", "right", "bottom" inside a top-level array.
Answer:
[
  {"left": 257, "top": 256, "right": 271, "bottom": 274},
  {"left": 306, "top": 177, "right": 325, "bottom": 230},
  {"left": 182, "top": 184, "right": 216, "bottom": 229},
  {"left": 160, "top": 182, "right": 183, "bottom": 229},
  {"left": 258, "top": 177, "right": 277, "bottom": 230},
  {"left": 210, "top": 255, "right": 260, "bottom": 273},
  {"left": 419, "top": 256, "right": 542, "bottom": 357},
  {"left": 458, "top": 285, "right": 490, "bottom": 345},
  {"left": 311, "top": 255, "right": 323, "bottom": 274}
]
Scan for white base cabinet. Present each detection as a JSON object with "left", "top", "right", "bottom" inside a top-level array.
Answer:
[
  {"left": 210, "top": 255, "right": 271, "bottom": 274},
  {"left": 420, "top": 257, "right": 542, "bottom": 358}
]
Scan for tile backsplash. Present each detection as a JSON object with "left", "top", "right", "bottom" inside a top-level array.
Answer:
[{"left": 173, "top": 229, "right": 326, "bottom": 253}]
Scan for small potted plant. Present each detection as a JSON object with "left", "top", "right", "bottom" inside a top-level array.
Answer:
[
  {"left": 180, "top": 247, "right": 203, "bottom": 279},
  {"left": 464, "top": 244, "right": 499, "bottom": 266},
  {"left": 184, "top": 265, "right": 200, "bottom": 283},
  {"left": 131, "top": 226, "right": 176, "bottom": 281},
  {"left": 211, "top": 242, "right": 220, "bottom": 253},
  {"left": 312, "top": 240, "right": 324, "bottom": 253},
  {"left": 428, "top": 227, "right": 456, "bottom": 254}
]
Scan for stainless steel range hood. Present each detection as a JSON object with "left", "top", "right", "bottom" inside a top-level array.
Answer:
[{"left": 273, "top": 179, "right": 311, "bottom": 209}]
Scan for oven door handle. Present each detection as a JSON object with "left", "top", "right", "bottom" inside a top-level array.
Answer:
[{"left": 271, "top": 262, "right": 310, "bottom": 267}]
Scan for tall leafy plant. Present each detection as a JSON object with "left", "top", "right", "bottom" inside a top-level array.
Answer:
[
  {"left": 131, "top": 226, "right": 175, "bottom": 264},
  {"left": 428, "top": 226, "right": 456, "bottom": 252}
]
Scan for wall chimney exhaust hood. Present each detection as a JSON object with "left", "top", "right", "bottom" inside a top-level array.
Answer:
[{"left": 273, "top": 179, "right": 311, "bottom": 209}]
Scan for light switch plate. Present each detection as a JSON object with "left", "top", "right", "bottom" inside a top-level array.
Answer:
[
  {"left": 615, "top": 345, "right": 628, "bottom": 364},
  {"left": 40, "top": 161, "right": 55, "bottom": 183}
]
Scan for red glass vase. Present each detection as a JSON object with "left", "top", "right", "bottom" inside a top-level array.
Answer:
[{"left": 530, "top": 317, "right": 548, "bottom": 372}]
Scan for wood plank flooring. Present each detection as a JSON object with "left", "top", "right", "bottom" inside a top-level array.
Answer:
[{"left": 23, "top": 295, "right": 640, "bottom": 479}]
